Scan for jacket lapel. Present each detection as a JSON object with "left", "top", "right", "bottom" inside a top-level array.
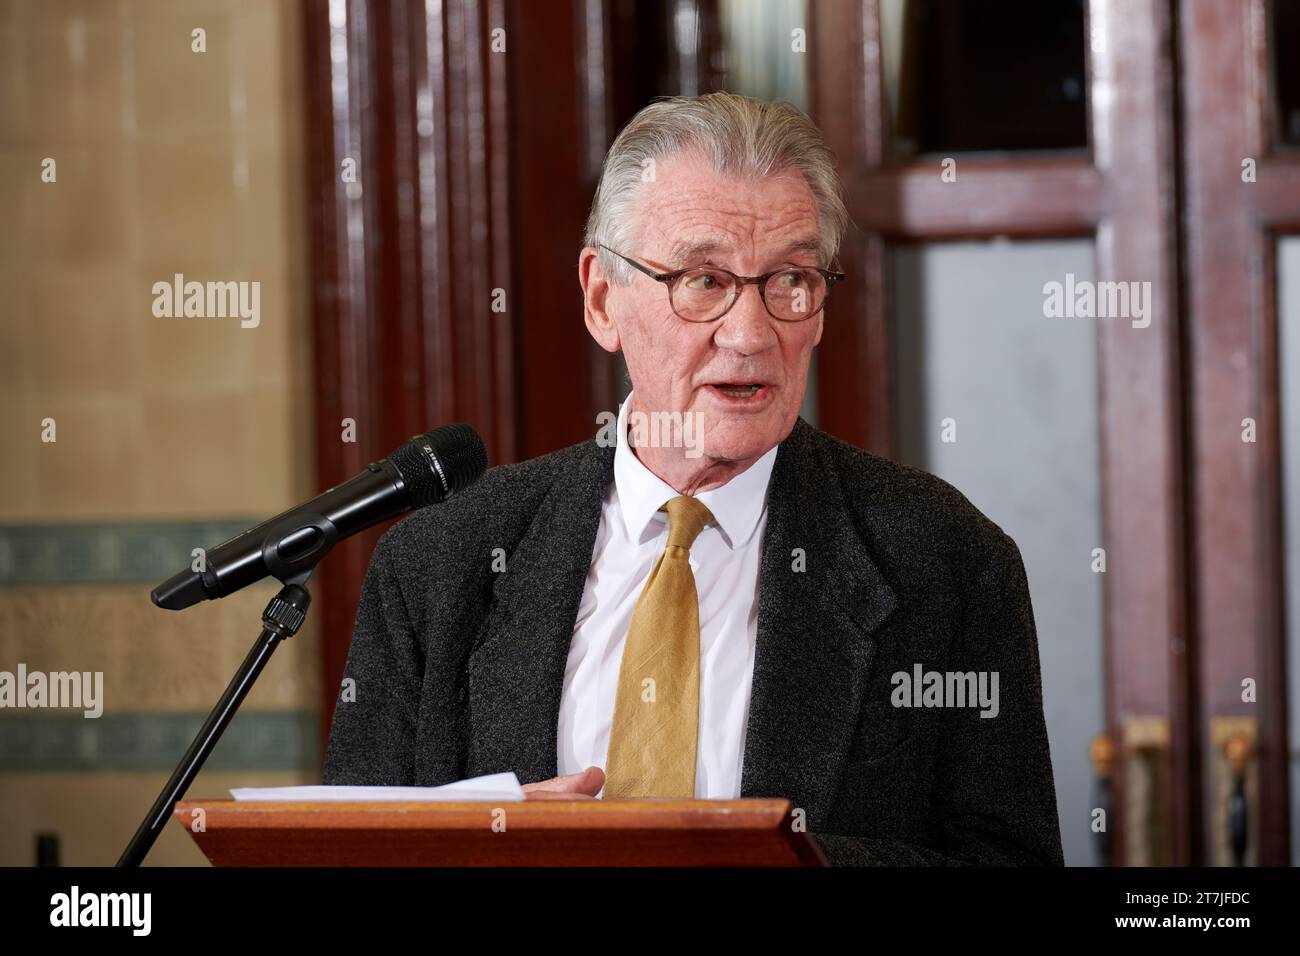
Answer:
[
  {"left": 739, "top": 420, "right": 898, "bottom": 827},
  {"left": 465, "top": 438, "right": 614, "bottom": 784},
  {"left": 464, "top": 419, "right": 899, "bottom": 817}
]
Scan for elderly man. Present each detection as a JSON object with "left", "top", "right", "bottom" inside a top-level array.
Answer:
[{"left": 324, "top": 92, "right": 1063, "bottom": 866}]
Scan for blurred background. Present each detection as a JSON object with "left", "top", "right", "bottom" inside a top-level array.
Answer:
[{"left": 0, "top": 0, "right": 1296, "bottom": 867}]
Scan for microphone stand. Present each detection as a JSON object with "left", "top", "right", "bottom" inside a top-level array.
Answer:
[{"left": 116, "top": 575, "right": 313, "bottom": 867}]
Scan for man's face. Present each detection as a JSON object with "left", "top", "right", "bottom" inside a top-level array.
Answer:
[{"left": 594, "top": 151, "right": 825, "bottom": 465}]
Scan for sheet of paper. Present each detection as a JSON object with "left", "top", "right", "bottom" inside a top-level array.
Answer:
[{"left": 230, "top": 771, "right": 524, "bottom": 802}]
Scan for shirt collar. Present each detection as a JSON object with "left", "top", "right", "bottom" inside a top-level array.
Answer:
[{"left": 612, "top": 391, "right": 778, "bottom": 550}]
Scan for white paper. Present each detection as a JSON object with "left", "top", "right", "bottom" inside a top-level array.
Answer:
[{"left": 230, "top": 771, "right": 524, "bottom": 802}]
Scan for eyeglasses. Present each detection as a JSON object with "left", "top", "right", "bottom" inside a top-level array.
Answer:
[{"left": 599, "top": 244, "right": 846, "bottom": 323}]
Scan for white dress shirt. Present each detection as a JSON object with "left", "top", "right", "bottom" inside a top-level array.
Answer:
[{"left": 557, "top": 392, "right": 777, "bottom": 798}]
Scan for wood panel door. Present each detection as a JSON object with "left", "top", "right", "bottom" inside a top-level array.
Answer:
[
  {"left": 1179, "top": 0, "right": 1297, "bottom": 867},
  {"left": 811, "top": 0, "right": 1295, "bottom": 865}
]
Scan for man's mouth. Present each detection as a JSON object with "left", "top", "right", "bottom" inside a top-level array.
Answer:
[
  {"left": 711, "top": 383, "right": 761, "bottom": 398},
  {"left": 702, "top": 382, "right": 773, "bottom": 403}
]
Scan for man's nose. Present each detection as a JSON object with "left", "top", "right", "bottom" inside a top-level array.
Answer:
[{"left": 713, "top": 283, "right": 776, "bottom": 354}]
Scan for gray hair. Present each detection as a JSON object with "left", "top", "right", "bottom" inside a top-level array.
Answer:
[{"left": 584, "top": 92, "right": 851, "bottom": 284}]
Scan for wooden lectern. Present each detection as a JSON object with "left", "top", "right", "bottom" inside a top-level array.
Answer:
[{"left": 174, "top": 798, "right": 828, "bottom": 866}]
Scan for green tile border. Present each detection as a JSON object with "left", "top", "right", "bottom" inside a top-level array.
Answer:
[
  {"left": 0, "top": 521, "right": 259, "bottom": 586},
  {"left": 0, "top": 711, "right": 320, "bottom": 772}
]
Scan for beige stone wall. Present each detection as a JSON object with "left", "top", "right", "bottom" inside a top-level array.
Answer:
[{"left": 0, "top": 0, "right": 317, "bottom": 866}]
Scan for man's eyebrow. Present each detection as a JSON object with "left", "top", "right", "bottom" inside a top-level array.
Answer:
[
  {"left": 666, "top": 236, "right": 824, "bottom": 267},
  {"left": 782, "top": 237, "right": 824, "bottom": 259},
  {"left": 666, "top": 239, "right": 726, "bottom": 266}
]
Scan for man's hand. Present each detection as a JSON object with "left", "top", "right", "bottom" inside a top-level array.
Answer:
[{"left": 521, "top": 766, "right": 605, "bottom": 800}]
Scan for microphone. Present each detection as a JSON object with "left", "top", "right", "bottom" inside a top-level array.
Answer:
[{"left": 151, "top": 424, "right": 488, "bottom": 610}]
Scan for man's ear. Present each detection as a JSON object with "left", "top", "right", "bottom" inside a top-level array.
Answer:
[{"left": 580, "top": 246, "right": 621, "bottom": 353}]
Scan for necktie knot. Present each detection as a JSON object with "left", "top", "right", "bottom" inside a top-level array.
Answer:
[{"left": 661, "top": 495, "right": 713, "bottom": 551}]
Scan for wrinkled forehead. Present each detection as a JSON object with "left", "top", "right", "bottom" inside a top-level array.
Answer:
[{"left": 629, "top": 152, "right": 823, "bottom": 266}]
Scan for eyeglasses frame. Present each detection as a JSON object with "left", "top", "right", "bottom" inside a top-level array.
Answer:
[{"left": 597, "top": 243, "right": 846, "bottom": 323}]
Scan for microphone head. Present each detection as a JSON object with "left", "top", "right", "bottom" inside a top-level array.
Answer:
[
  {"left": 391, "top": 424, "right": 488, "bottom": 507},
  {"left": 150, "top": 567, "right": 212, "bottom": 611}
]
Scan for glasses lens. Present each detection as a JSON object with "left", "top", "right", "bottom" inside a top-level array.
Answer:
[
  {"left": 670, "top": 268, "right": 736, "bottom": 322},
  {"left": 764, "top": 268, "right": 827, "bottom": 320}
]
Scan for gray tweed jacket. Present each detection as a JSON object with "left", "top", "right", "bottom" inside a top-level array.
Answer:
[{"left": 323, "top": 418, "right": 1064, "bottom": 866}]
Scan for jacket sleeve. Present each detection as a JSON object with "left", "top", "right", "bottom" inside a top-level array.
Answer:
[
  {"left": 322, "top": 531, "right": 424, "bottom": 785},
  {"left": 816, "top": 535, "right": 1065, "bottom": 866}
]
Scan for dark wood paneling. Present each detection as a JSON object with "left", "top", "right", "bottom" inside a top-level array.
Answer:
[
  {"left": 811, "top": 0, "right": 1193, "bottom": 864},
  {"left": 507, "top": 0, "right": 596, "bottom": 459},
  {"left": 852, "top": 159, "right": 1102, "bottom": 241},
  {"left": 1088, "top": 0, "right": 1194, "bottom": 866},
  {"left": 1180, "top": 0, "right": 1292, "bottom": 866},
  {"left": 810, "top": 0, "right": 888, "bottom": 454},
  {"left": 1253, "top": 161, "right": 1300, "bottom": 228},
  {"left": 303, "top": 0, "right": 382, "bottom": 751},
  {"left": 304, "top": 0, "right": 522, "bottom": 744}
]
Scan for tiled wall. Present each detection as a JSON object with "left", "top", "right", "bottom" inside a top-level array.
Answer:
[{"left": 0, "top": 0, "right": 318, "bottom": 865}]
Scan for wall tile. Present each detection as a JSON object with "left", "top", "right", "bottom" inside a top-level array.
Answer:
[
  {"left": 4, "top": 0, "right": 316, "bottom": 862},
  {"left": 131, "top": 14, "right": 233, "bottom": 139},
  {"left": 29, "top": 267, "right": 135, "bottom": 395},
  {"left": 22, "top": 144, "right": 130, "bottom": 270},
  {"left": 130, "top": 139, "right": 239, "bottom": 274},
  {"left": 0, "top": 28, "right": 24, "bottom": 145},
  {"left": 0, "top": 769, "right": 318, "bottom": 866},
  {"left": 0, "top": 263, "right": 32, "bottom": 391},
  {"left": 27, "top": 19, "right": 128, "bottom": 144},
  {"left": 0, "top": 396, "right": 39, "bottom": 518},
  {"left": 0, "top": 585, "right": 320, "bottom": 711},
  {"left": 29, "top": 395, "right": 144, "bottom": 517}
]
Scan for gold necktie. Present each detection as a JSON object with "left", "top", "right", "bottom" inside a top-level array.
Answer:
[{"left": 603, "top": 495, "right": 714, "bottom": 799}]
